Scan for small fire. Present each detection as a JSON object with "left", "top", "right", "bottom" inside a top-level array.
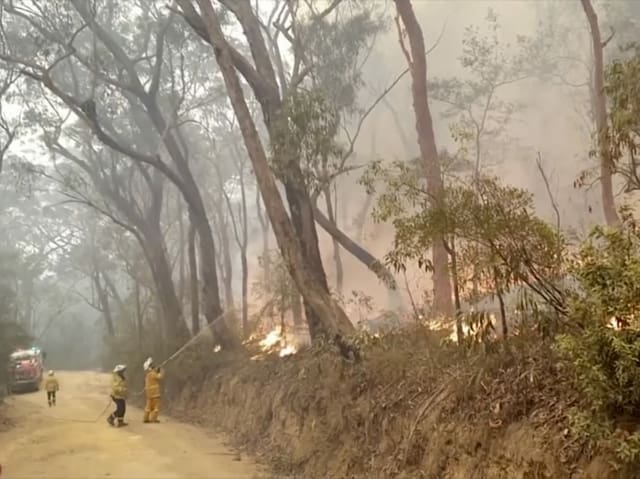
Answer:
[
  {"left": 249, "top": 326, "right": 299, "bottom": 359},
  {"left": 608, "top": 317, "right": 622, "bottom": 330},
  {"left": 279, "top": 345, "right": 296, "bottom": 357},
  {"left": 259, "top": 328, "right": 283, "bottom": 349}
]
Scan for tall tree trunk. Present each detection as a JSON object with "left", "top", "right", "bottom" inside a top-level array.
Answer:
[
  {"left": 324, "top": 185, "right": 344, "bottom": 296},
  {"left": 177, "top": 196, "right": 186, "bottom": 304},
  {"left": 193, "top": 2, "right": 354, "bottom": 341},
  {"left": 101, "top": 271, "right": 125, "bottom": 316},
  {"left": 215, "top": 204, "right": 235, "bottom": 309},
  {"left": 394, "top": 0, "right": 454, "bottom": 317},
  {"left": 444, "top": 239, "right": 463, "bottom": 342},
  {"left": 256, "top": 187, "right": 271, "bottom": 282},
  {"left": 187, "top": 218, "right": 200, "bottom": 336},
  {"left": 70, "top": 1, "right": 236, "bottom": 347},
  {"left": 134, "top": 278, "right": 143, "bottom": 347},
  {"left": 239, "top": 168, "right": 250, "bottom": 339},
  {"left": 142, "top": 101, "right": 238, "bottom": 348},
  {"left": 93, "top": 271, "right": 115, "bottom": 337},
  {"left": 291, "top": 292, "right": 303, "bottom": 326},
  {"left": 141, "top": 223, "right": 190, "bottom": 342},
  {"left": 580, "top": 0, "right": 620, "bottom": 227}
]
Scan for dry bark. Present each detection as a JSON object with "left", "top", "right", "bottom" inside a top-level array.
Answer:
[
  {"left": 580, "top": 0, "right": 620, "bottom": 227},
  {"left": 394, "top": 0, "right": 453, "bottom": 317},
  {"left": 187, "top": 0, "right": 354, "bottom": 340}
]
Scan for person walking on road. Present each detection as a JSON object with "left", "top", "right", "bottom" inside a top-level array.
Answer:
[
  {"left": 44, "top": 370, "right": 59, "bottom": 407},
  {"left": 107, "top": 364, "right": 128, "bottom": 428},
  {"left": 142, "top": 357, "right": 164, "bottom": 423}
]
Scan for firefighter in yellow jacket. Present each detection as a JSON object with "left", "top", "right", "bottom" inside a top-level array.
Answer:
[
  {"left": 107, "top": 364, "right": 128, "bottom": 427},
  {"left": 143, "top": 357, "right": 164, "bottom": 423},
  {"left": 44, "top": 370, "right": 59, "bottom": 407}
]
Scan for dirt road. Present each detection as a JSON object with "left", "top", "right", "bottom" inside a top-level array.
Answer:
[{"left": 0, "top": 371, "right": 262, "bottom": 479}]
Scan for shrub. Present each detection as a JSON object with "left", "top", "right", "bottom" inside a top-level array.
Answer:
[{"left": 557, "top": 216, "right": 640, "bottom": 471}]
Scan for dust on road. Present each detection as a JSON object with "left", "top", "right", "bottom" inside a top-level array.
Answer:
[{"left": 0, "top": 371, "right": 263, "bottom": 479}]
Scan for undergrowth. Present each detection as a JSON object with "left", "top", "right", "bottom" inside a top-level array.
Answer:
[
  {"left": 556, "top": 219, "right": 640, "bottom": 475},
  {"left": 157, "top": 217, "right": 640, "bottom": 477},
  {"left": 163, "top": 324, "right": 583, "bottom": 478}
]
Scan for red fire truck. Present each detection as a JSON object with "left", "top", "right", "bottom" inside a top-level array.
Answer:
[{"left": 8, "top": 347, "right": 44, "bottom": 393}]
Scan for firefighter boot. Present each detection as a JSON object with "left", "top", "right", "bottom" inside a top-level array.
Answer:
[
  {"left": 107, "top": 414, "right": 115, "bottom": 426},
  {"left": 116, "top": 418, "right": 128, "bottom": 428}
]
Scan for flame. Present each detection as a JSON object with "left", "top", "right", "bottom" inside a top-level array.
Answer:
[
  {"left": 428, "top": 313, "right": 497, "bottom": 343},
  {"left": 259, "top": 328, "right": 283, "bottom": 349},
  {"left": 248, "top": 326, "right": 299, "bottom": 360},
  {"left": 279, "top": 345, "right": 296, "bottom": 357}
]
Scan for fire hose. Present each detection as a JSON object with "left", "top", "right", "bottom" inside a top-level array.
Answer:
[
  {"left": 44, "top": 309, "right": 236, "bottom": 422},
  {"left": 130, "top": 309, "right": 237, "bottom": 397},
  {"left": 45, "top": 399, "right": 114, "bottom": 423}
]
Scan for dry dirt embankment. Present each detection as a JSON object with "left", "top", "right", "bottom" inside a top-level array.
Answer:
[{"left": 161, "top": 329, "right": 617, "bottom": 479}]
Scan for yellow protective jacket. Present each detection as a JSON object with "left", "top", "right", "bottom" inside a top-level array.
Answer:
[
  {"left": 44, "top": 377, "right": 59, "bottom": 392},
  {"left": 145, "top": 368, "right": 164, "bottom": 399},
  {"left": 111, "top": 373, "right": 128, "bottom": 399}
]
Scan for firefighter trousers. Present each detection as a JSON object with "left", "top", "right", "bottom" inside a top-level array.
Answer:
[{"left": 144, "top": 396, "right": 161, "bottom": 422}]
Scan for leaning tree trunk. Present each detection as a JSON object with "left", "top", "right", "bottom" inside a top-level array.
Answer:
[
  {"left": 187, "top": 219, "right": 200, "bottom": 336},
  {"left": 394, "top": 0, "right": 454, "bottom": 317},
  {"left": 580, "top": 0, "right": 620, "bottom": 227},
  {"left": 193, "top": 2, "right": 354, "bottom": 341},
  {"left": 324, "top": 185, "right": 344, "bottom": 296}
]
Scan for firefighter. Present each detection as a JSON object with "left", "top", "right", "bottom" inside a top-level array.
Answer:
[
  {"left": 44, "top": 370, "right": 59, "bottom": 407},
  {"left": 142, "top": 357, "right": 164, "bottom": 423},
  {"left": 107, "top": 364, "right": 128, "bottom": 427}
]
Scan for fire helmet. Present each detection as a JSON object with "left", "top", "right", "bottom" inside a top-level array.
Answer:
[{"left": 143, "top": 357, "right": 153, "bottom": 371}]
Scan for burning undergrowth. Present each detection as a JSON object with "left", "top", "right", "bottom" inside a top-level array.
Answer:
[
  {"left": 162, "top": 324, "right": 614, "bottom": 478},
  {"left": 244, "top": 326, "right": 302, "bottom": 359}
]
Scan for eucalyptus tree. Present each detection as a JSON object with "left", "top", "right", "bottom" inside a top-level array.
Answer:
[{"left": 0, "top": 0, "right": 238, "bottom": 347}]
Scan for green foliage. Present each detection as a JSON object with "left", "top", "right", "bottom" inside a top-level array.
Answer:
[
  {"left": 569, "top": 218, "right": 640, "bottom": 327},
  {"left": 362, "top": 161, "right": 564, "bottom": 309},
  {"left": 606, "top": 48, "right": 640, "bottom": 191},
  {"left": 271, "top": 89, "right": 343, "bottom": 193},
  {"left": 557, "top": 216, "right": 640, "bottom": 469},
  {"left": 301, "top": 6, "right": 387, "bottom": 114},
  {"left": 253, "top": 250, "right": 299, "bottom": 322}
]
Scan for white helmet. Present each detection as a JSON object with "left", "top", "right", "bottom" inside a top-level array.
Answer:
[
  {"left": 113, "top": 364, "right": 126, "bottom": 373},
  {"left": 143, "top": 357, "right": 153, "bottom": 371}
]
